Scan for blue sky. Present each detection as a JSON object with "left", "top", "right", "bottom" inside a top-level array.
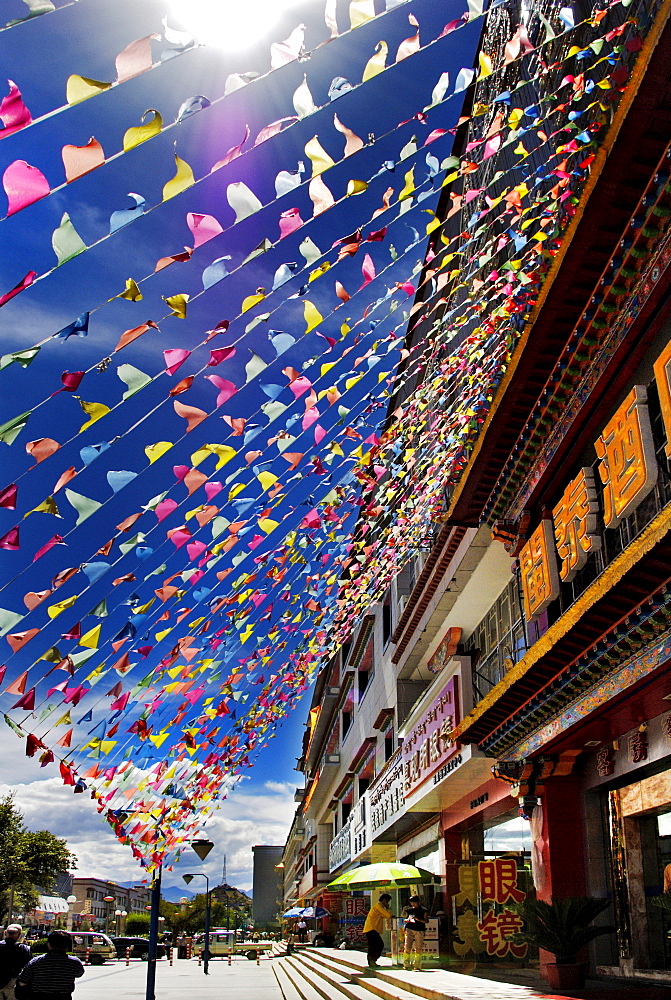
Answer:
[{"left": 0, "top": 0, "right": 480, "bottom": 887}]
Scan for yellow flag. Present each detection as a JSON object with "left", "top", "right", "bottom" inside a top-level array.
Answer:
[
  {"left": 66, "top": 75, "right": 111, "bottom": 105},
  {"left": 305, "top": 136, "right": 335, "bottom": 176},
  {"left": 162, "top": 154, "right": 195, "bottom": 201},
  {"left": 304, "top": 300, "right": 323, "bottom": 333},
  {"left": 145, "top": 441, "right": 173, "bottom": 464},
  {"left": 362, "top": 41, "right": 387, "bottom": 82},
  {"left": 164, "top": 293, "right": 189, "bottom": 318},
  {"left": 47, "top": 595, "right": 78, "bottom": 619},
  {"left": 79, "top": 625, "right": 101, "bottom": 649},
  {"left": 118, "top": 278, "right": 142, "bottom": 302},
  {"left": 123, "top": 109, "right": 162, "bottom": 151}
]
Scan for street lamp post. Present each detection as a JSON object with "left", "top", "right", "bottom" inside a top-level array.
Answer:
[
  {"left": 103, "top": 895, "right": 115, "bottom": 935},
  {"left": 66, "top": 896, "right": 77, "bottom": 932},
  {"left": 182, "top": 873, "right": 211, "bottom": 975}
]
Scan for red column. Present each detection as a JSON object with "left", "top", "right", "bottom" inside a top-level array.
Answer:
[
  {"left": 538, "top": 776, "right": 586, "bottom": 901},
  {"left": 536, "top": 777, "right": 586, "bottom": 978}
]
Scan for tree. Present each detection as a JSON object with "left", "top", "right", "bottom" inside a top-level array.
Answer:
[
  {"left": 125, "top": 913, "right": 151, "bottom": 935},
  {"left": 0, "top": 794, "right": 76, "bottom": 920}
]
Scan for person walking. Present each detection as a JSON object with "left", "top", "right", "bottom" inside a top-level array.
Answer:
[
  {"left": 16, "top": 930, "right": 84, "bottom": 1000},
  {"left": 362, "top": 893, "right": 394, "bottom": 967},
  {"left": 401, "top": 895, "right": 428, "bottom": 970},
  {"left": 0, "top": 925, "right": 31, "bottom": 1000},
  {"left": 296, "top": 919, "right": 308, "bottom": 944}
]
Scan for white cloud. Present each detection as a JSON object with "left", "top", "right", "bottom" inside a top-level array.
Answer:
[{"left": 0, "top": 725, "right": 295, "bottom": 894}]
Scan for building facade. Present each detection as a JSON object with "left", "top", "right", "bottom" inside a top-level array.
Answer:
[
  {"left": 281, "top": 0, "right": 671, "bottom": 986},
  {"left": 252, "top": 845, "right": 284, "bottom": 927}
]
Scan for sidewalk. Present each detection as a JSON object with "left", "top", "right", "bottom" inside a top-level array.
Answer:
[
  {"left": 71, "top": 954, "right": 285, "bottom": 1000},
  {"left": 318, "top": 948, "right": 671, "bottom": 1000}
]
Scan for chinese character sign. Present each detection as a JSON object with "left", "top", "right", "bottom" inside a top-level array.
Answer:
[
  {"left": 402, "top": 676, "right": 460, "bottom": 797},
  {"left": 595, "top": 385, "right": 658, "bottom": 530},
  {"left": 479, "top": 859, "right": 526, "bottom": 904},
  {"left": 519, "top": 519, "right": 560, "bottom": 621},
  {"left": 477, "top": 910, "right": 527, "bottom": 958},
  {"left": 452, "top": 859, "right": 528, "bottom": 960},
  {"left": 653, "top": 339, "right": 671, "bottom": 459},
  {"left": 553, "top": 468, "right": 601, "bottom": 582}
]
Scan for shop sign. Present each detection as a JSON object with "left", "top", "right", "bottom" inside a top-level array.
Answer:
[
  {"left": 342, "top": 897, "right": 367, "bottom": 944},
  {"left": 596, "top": 747, "right": 615, "bottom": 777},
  {"left": 452, "top": 858, "right": 528, "bottom": 960},
  {"left": 518, "top": 334, "right": 671, "bottom": 620},
  {"left": 351, "top": 793, "right": 370, "bottom": 859},
  {"left": 629, "top": 729, "right": 648, "bottom": 763},
  {"left": 370, "top": 752, "right": 404, "bottom": 835},
  {"left": 402, "top": 676, "right": 460, "bottom": 797},
  {"left": 427, "top": 628, "right": 462, "bottom": 675}
]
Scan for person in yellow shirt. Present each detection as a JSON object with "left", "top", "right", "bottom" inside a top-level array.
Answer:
[{"left": 362, "top": 893, "right": 394, "bottom": 967}]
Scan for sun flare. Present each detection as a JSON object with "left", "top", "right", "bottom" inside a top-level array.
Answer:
[{"left": 168, "top": 0, "right": 311, "bottom": 51}]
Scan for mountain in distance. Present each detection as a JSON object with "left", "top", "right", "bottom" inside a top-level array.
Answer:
[{"left": 112, "top": 880, "right": 251, "bottom": 904}]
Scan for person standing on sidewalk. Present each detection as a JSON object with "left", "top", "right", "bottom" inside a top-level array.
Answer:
[
  {"left": 402, "top": 895, "right": 427, "bottom": 970},
  {"left": 0, "top": 925, "right": 31, "bottom": 1000},
  {"left": 363, "top": 893, "right": 394, "bottom": 967},
  {"left": 16, "top": 930, "right": 84, "bottom": 1000}
]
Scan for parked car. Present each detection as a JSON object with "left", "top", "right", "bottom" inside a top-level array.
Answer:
[
  {"left": 68, "top": 931, "right": 116, "bottom": 965},
  {"left": 111, "top": 936, "right": 166, "bottom": 960}
]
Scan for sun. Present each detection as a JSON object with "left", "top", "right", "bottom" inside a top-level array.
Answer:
[{"left": 168, "top": 0, "right": 311, "bottom": 51}]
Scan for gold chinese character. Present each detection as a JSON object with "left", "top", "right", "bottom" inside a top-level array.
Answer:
[
  {"left": 454, "top": 866, "right": 479, "bottom": 906},
  {"left": 595, "top": 385, "right": 658, "bottom": 529},
  {"left": 552, "top": 467, "right": 602, "bottom": 582},
  {"left": 453, "top": 909, "right": 486, "bottom": 956},
  {"left": 519, "top": 519, "right": 560, "bottom": 621},
  {"left": 429, "top": 731, "right": 440, "bottom": 763},
  {"left": 653, "top": 338, "right": 671, "bottom": 457}
]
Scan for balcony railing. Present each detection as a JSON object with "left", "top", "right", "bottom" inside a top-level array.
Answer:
[{"left": 328, "top": 816, "right": 352, "bottom": 872}]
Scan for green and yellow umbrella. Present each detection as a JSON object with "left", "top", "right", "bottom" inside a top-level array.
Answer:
[{"left": 326, "top": 862, "right": 437, "bottom": 891}]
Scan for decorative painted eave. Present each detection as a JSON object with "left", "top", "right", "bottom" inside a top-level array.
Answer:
[
  {"left": 453, "top": 499, "right": 671, "bottom": 748},
  {"left": 445, "top": 1, "right": 671, "bottom": 528}
]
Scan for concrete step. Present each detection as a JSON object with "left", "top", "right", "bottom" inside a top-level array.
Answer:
[
  {"left": 287, "top": 948, "right": 566, "bottom": 1000},
  {"left": 272, "top": 960, "right": 304, "bottom": 1000},
  {"left": 285, "top": 951, "right": 426, "bottom": 1000},
  {"left": 281, "top": 954, "right": 354, "bottom": 1000}
]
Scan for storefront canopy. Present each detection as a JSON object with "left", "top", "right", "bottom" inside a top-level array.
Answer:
[{"left": 36, "top": 896, "right": 69, "bottom": 914}]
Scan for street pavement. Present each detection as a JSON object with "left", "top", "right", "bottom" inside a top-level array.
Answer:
[{"left": 70, "top": 954, "right": 285, "bottom": 1000}]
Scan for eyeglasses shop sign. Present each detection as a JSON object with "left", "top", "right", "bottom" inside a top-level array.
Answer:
[{"left": 402, "top": 676, "right": 460, "bottom": 798}]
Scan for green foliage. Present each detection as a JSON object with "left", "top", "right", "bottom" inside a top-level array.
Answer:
[
  {"left": 125, "top": 913, "right": 151, "bottom": 935},
  {"left": 650, "top": 894, "right": 671, "bottom": 912},
  {"left": 512, "top": 896, "right": 614, "bottom": 964},
  {"left": 29, "top": 939, "right": 50, "bottom": 954},
  {"left": 0, "top": 795, "right": 76, "bottom": 921},
  {"left": 167, "top": 888, "right": 252, "bottom": 936}
]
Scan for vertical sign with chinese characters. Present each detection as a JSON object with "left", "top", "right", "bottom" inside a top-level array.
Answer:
[
  {"left": 452, "top": 858, "right": 528, "bottom": 960},
  {"left": 343, "top": 897, "right": 367, "bottom": 944},
  {"left": 402, "top": 676, "right": 460, "bottom": 798},
  {"left": 519, "top": 379, "right": 660, "bottom": 624}
]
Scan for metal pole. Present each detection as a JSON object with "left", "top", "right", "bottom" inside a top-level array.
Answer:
[
  {"left": 145, "top": 864, "right": 162, "bottom": 1000},
  {"left": 203, "top": 876, "right": 211, "bottom": 977}
]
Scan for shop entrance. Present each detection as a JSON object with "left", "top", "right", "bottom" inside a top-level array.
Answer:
[{"left": 608, "top": 771, "right": 671, "bottom": 977}]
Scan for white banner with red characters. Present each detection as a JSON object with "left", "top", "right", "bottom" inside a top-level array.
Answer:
[{"left": 402, "top": 676, "right": 460, "bottom": 798}]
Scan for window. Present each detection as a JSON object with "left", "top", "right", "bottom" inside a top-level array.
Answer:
[
  {"left": 341, "top": 684, "right": 355, "bottom": 739},
  {"left": 358, "top": 635, "right": 374, "bottom": 698},
  {"left": 469, "top": 578, "right": 527, "bottom": 701},
  {"left": 383, "top": 591, "right": 392, "bottom": 646},
  {"left": 86, "top": 889, "right": 94, "bottom": 899},
  {"left": 384, "top": 724, "right": 395, "bottom": 762}
]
